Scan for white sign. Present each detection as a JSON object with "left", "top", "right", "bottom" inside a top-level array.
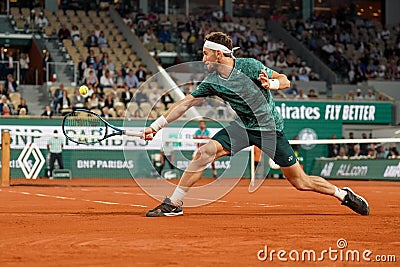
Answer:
[
  {"left": 16, "top": 143, "right": 45, "bottom": 179},
  {"left": 0, "top": 126, "right": 221, "bottom": 151}
]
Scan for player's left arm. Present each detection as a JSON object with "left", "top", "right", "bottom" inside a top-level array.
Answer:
[{"left": 259, "top": 69, "right": 290, "bottom": 90}]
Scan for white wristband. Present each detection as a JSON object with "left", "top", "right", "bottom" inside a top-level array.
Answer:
[
  {"left": 150, "top": 116, "right": 168, "bottom": 132},
  {"left": 269, "top": 79, "right": 280, "bottom": 89}
]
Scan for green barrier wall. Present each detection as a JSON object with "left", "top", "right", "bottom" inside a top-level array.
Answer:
[{"left": 311, "top": 158, "right": 400, "bottom": 180}]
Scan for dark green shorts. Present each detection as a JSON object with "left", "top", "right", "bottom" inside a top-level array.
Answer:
[{"left": 212, "top": 122, "right": 297, "bottom": 167}]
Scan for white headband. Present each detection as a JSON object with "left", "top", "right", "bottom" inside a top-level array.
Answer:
[{"left": 203, "top": 40, "right": 240, "bottom": 58}]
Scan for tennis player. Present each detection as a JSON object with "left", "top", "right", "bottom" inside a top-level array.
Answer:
[{"left": 142, "top": 32, "right": 369, "bottom": 217}]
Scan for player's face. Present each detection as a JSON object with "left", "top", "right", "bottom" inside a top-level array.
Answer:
[
  {"left": 199, "top": 121, "right": 206, "bottom": 130},
  {"left": 202, "top": 48, "right": 218, "bottom": 71}
]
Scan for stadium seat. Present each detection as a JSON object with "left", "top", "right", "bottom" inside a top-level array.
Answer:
[{"left": 103, "top": 88, "right": 116, "bottom": 97}]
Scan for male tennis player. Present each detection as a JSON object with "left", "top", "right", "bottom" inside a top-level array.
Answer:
[{"left": 142, "top": 32, "right": 369, "bottom": 217}]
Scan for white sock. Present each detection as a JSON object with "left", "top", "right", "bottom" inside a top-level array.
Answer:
[
  {"left": 333, "top": 187, "right": 348, "bottom": 201},
  {"left": 170, "top": 187, "right": 186, "bottom": 206}
]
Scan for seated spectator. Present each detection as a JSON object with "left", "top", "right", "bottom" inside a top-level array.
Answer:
[
  {"left": 364, "top": 89, "right": 376, "bottom": 101},
  {"left": 86, "top": 50, "right": 97, "bottom": 69},
  {"left": 97, "top": 64, "right": 108, "bottom": 81},
  {"left": 321, "top": 41, "right": 335, "bottom": 57},
  {"left": 367, "top": 148, "right": 376, "bottom": 159},
  {"left": 327, "top": 134, "right": 339, "bottom": 158},
  {"left": 298, "top": 68, "right": 310, "bottom": 81},
  {"left": 355, "top": 89, "right": 364, "bottom": 100},
  {"left": 41, "top": 105, "right": 53, "bottom": 118},
  {"left": 136, "top": 64, "right": 147, "bottom": 82},
  {"left": 4, "top": 74, "right": 18, "bottom": 94},
  {"left": 0, "top": 95, "right": 12, "bottom": 115},
  {"left": 159, "top": 26, "right": 172, "bottom": 43},
  {"left": 99, "top": 52, "right": 110, "bottom": 69},
  {"left": 121, "top": 86, "right": 133, "bottom": 106},
  {"left": 336, "top": 147, "right": 348, "bottom": 159},
  {"left": 85, "top": 83, "right": 96, "bottom": 98},
  {"left": 286, "top": 83, "right": 299, "bottom": 96},
  {"left": 135, "top": 87, "right": 148, "bottom": 105},
  {"left": 71, "top": 25, "right": 81, "bottom": 41},
  {"left": 85, "top": 31, "right": 98, "bottom": 48},
  {"left": 87, "top": 93, "right": 100, "bottom": 110},
  {"left": 295, "top": 89, "right": 308, "bottom": 99},
  {"left": 97, "top": 31, "right": 108, "bottom": 48},
  {"left": 377, "top": 146, "right": 389, "bottom": 159},
  {"left": 275, "top": 57, "right": 288, "bottom": 68},
  {"left": 388, "top": 147, "right": 400, "bottom": 159},
  {"left": 161, "top": 91, "right": 173, "bottom": 107},
  {"left": 349, "top": 145, "right": 363, "bottom": 159},
  {"left": 124, "top": 69, "right": 139, "bottom": 89},
  {"left": 309, "top": 71, "right": 320, "bottom": 81},
  {"left": 77, "top": 57, "right": 87, "bottom": 83},
  {"left": 36, "top": 12, "right": 49, "bottom": 31},
  {"left": 121, "top": 62, "right": 131, "bottom": 78},
  {"left": 73, "top": 89, "right": 86, "bottom": 109},
  {"left": 346, "top": 90, "right": 355, "bottom": 100},
  {"left": 143, "top": 28, "right": 156, "bottom": 44},
  {"left": 85, "top": 70, "right": 99, "bottom": 89},
  {"left": 58, "top": 24, "right": 71, "bottom": 41},
  {"left": 18, "top": 108, "right": 27, "bottom": 117},
  {"left": 57, "top": 90, "right": 71, "bottom": 114},
  {"left": 286, "top": 54, "right": 295, "bottom": 67},
  {"left": 103, "top": 94, "right": 114, "bottom": 110},
  {"left": 114, "top": 70, "right": 125, "bottom": 88},
  {"left": 123, "top": 14, "right": 133, "bottom": 26},
  {"left": 102, "top": 106, "right": 113, "bottom": 119},
  {"left": 94, "top": 25, "right": 101, "bottom": 38},
  {"left": 287, "top": 69, "right": 299, "bottom": 82},
  {"left": 2, "top": 104, "right": 11, "bottom": 116},
  {"left": 17, "top": 98, "right": 28, "bottom": 115},
  {"left": 100, "top": 70, "right": 116, "bottom": 90},
  {"left": 307, "top": 89, "right": 318, "bottom": 98},
  {"left": 135, "top": 20, "right": 147, "bottom": 37},
  {"left": 298, "top": 62, "right": 311, "bottom": 75},
  {"left": 0, "top": 83, "right": 6, "bottom": 97},
  {"left": 264, "top": 53, "right": 275, "bottom": 67}
]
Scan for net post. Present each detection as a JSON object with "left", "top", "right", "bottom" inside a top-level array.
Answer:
[
  {"left": 250, "top": 145, "right": 255, "bottom": 187},
  {"left": 1, "top": 131, "right": 11, "bottom": 187}
]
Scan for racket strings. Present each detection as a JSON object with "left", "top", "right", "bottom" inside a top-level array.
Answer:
[{"left": 64, "top": 112, "right": 106, "bottom": 143}]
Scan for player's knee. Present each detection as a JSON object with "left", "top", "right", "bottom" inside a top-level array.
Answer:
[{"left": 196, "top": 145, "right": 216, "bottom": 163}]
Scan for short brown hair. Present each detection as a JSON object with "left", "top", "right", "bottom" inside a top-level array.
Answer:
[{"left": 204, "top": 32, "right": 233, "bottom": 56}]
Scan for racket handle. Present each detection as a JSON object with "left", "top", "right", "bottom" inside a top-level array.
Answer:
[{"left": 123, "top": 130, "right": 143, "bottom": 137}]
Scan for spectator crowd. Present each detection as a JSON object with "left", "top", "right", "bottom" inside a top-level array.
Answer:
[
  {"left": 289, "top": 8, "right": 400, "bottom": 82},
  {"left": 327, "top": 132, "right": 400, "bottom": 160}
]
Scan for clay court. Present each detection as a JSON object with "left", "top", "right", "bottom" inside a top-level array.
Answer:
[{"left": 0, "top": 179, "right": 398, "bottom": 266}]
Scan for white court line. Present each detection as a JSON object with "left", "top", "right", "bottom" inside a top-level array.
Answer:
[
  {"left": 5, "top": 190, "right": 147, "bottom": 208},
  {"left": 55, "top": 196, "right": 76, "bottom": 200},
  {"left": 92, "top": 200, "right": 119, "bottom": 205},
  {"left": 130, "top": 204, "right": 147, "bottom": 208}
]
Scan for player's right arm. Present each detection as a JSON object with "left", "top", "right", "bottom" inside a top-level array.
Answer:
[{"left": 142, "top": 95, "right": 203, "bottom": 139}]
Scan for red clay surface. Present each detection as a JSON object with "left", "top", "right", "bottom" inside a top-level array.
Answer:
[{"left": 0, "top": 179, "right": 399, "bottom": 266}]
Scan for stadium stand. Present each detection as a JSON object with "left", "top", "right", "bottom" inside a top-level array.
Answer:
[{"left": 286, "top": 11, "right": 400, "bottom": 83}]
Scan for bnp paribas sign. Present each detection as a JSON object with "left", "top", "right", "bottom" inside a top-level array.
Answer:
[{"left": 274, "top": 101, "right": 392, "bottom": 124}]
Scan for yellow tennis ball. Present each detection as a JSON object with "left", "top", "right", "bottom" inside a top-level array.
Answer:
[{"left": 79, "top": 85, "right": 88, "bottom": 95}]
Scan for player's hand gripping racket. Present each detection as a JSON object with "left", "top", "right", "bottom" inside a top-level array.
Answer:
[{"left": 62, "top": 109, "right": 143, "bottom": 145}]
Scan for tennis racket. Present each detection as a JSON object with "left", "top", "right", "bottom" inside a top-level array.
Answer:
[{"left": 62, "top": 109, "right": 143, "bottom": 145}]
